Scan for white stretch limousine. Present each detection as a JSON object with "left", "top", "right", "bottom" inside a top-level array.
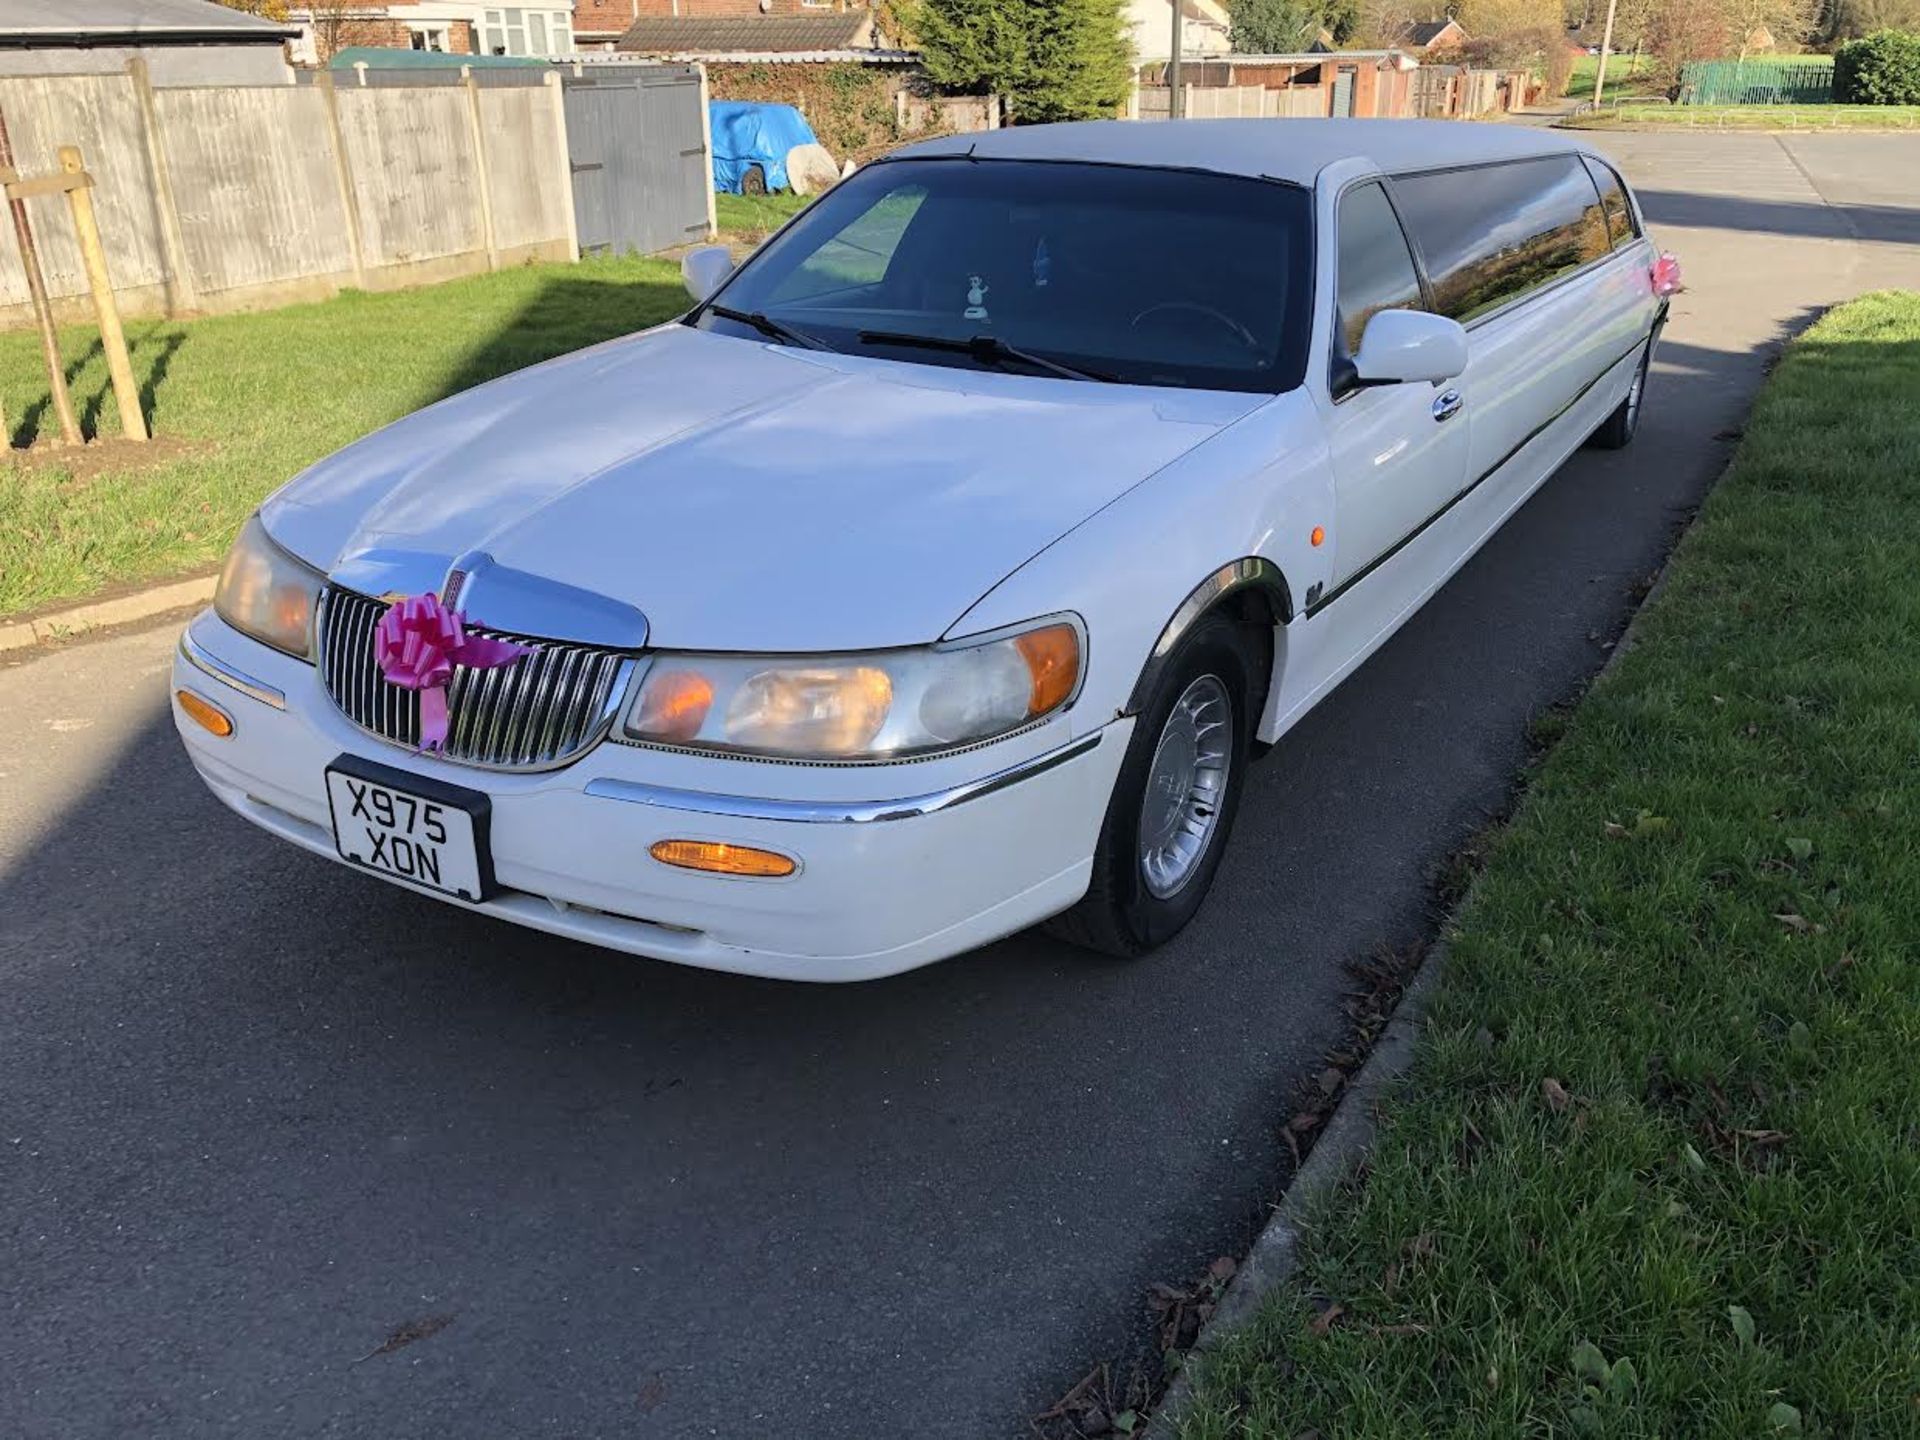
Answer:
[{"left": 174, "top": 120, "right": 1667, "bottom": 981}]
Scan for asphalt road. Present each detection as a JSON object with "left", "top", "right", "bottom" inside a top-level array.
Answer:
[{"left": 5, "top": 131, "right": 1919, "bottom": 1440}]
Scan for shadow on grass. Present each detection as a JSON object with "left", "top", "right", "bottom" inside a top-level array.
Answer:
[
  {"left": 425, "top": 270, "right": 690, "bottom": 408},
  {"left": 11, "top": 329, "right": 190, "bottom": 450}
]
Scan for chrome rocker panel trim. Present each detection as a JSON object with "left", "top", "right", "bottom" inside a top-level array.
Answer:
[
  {"left": 179, "top": 631, "right": 288, "bottom": 711},
  {"left": 584, "top": 731, "right": 1104, "bottom": 825}
]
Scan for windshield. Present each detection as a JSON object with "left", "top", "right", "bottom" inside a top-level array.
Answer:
[{"left": 692, "top": 158, "right": 1314, "bottom": 394}]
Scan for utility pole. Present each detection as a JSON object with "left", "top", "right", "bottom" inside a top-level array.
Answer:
[
  {"left": 1592, "top": 0, "right": 1619, "bottom": 106},
  {"left": 1168, "top": 0, "right": 1183, "bottom": 118}
]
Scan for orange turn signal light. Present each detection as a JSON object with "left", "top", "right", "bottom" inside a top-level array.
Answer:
[
  {"left": 650, "top": 839, "right": 797, "bottom": 878},
  {"left": 1310, "top": 525, "right": 1326, "bottom": 548},
  {"left": 1014, "top": 622, "right": 1080, "bottom": 716},
  {"left": 175, "top": 689, "right": 233, "bottom": 737}
]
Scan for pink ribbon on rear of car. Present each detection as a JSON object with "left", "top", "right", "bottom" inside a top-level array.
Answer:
[
  {"left": 373, "top": 592, "right": 529, "bottom": 752},
  {"left": 1652, "top": 251, "right": 1683, "bottom": 296}
]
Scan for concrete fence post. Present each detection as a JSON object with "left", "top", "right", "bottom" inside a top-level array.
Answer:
[
  {"left": 543, "top": 72, "right": 579, "bottom": 262},
  {"left": 696, "top": 63, "right": 716, "bottom": 241},
  {"left": 314, "top": 69, "right": 367, "bottom": 289},
  {"left": 461, "top": 66, "right": 500, "bottom": 271},
  {"left": 124, "top": 57, "right": 198, "bottom": 314}
]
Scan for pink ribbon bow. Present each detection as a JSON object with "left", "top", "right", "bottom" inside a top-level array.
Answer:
[
  {"left": 1652, "top": 251, "right": 1683, "bottom": 297},
  {"left": 373, "top": 592, "right": 529, "bottom": 752}
]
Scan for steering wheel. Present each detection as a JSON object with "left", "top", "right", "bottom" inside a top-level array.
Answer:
[{"left": 1130, "top": 301, "right": 1259, "bottom": 351}]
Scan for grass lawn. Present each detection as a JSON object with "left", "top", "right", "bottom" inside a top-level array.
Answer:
[
  {"left": 1566, "top": 53, "right": 1663, "bottom": 99},
  {"left": 0, "top": 255, "right": 689, "bottom": 619},
  {"left": 1566, "top": 102, "right": 1920, "bottom": 129},
  {"left": 1176, "top": 291, "right": 1920, "bottom": 1437},
  {"left": 714, "top": 189, "right": 812, "bottom": 241}
]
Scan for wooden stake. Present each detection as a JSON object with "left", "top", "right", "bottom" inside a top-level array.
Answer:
[
  {"left": 57, "top": 146, "right": 147, "bottom": 443},
  {"left": 0, "top": 108, "right": 80, "bottom": 448}
]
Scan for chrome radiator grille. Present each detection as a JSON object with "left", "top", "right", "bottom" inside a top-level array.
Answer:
[{"left": 317, "top": 587, "right": 636, "bottom": 771}]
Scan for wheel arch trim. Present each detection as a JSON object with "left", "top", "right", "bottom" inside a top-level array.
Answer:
[{"left": 1124, "top": 558, "right": 1292, "bottom": 715}]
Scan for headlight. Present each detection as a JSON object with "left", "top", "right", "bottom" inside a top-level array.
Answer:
[
  {"left": 622, "top": 619, "right": 1082, "bottom": 762},
  {"left": 213, "top": 514, "right": 323, "bottom": 659}
]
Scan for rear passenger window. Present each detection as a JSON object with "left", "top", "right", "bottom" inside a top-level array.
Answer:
[
  {"left": 1334, "top": 181, "right": 1424, "bottom": 359},
  {"left": 1391, "top": 156, "right": 1613, "bottom": 324},
  {"left": 1581, "top": 156, "right": 1638, "bottom": 247}
]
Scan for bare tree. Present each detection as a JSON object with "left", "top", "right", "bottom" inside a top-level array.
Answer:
[
  {"left": 1718, "top": 0, "right": 1818, "bottom": 62},
  {"left": 299, "top": 0, "right": 370, "bottom": 62}
]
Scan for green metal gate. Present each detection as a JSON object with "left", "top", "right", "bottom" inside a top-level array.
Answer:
[{"left": 1679, "top": 59, "right": 1835, "bottom": 105}]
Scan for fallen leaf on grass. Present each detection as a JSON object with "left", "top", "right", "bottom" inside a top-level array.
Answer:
[
  {"left": 1541, "top": 1077, "right": 1572, "bottom": 1114},
  {"left": 1603, "top": 821, "right": 1630, "bottom": 839},
  {"left": 1734, "top": 1129, "right": 1791, "bottom": 1145},
  {"left": 1773, "top": 913, "right": 1822, "bottom": 934},
  {"left": 1307, "top": 1303, "right": 1345, "bottom": 1337}
]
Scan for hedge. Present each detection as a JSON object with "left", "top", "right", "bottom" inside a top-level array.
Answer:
[{"left": 1834, "top": 28, "right": 1920, "bottom": 103}]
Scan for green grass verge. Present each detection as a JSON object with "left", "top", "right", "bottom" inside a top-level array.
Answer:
[
  {"left": 714, "top": 190, "right": 812, "bottom": 239},
  {"left": 1566, "top": 102, "right": 1920, "bottom": 129},
  {"left": 0, "top": 255, "right": 689, "bottom": 618},
  {"left": 1566, "top": 53, "right": 1663, "bottom": 98},
  {"left": 1176, "top": 290, "right": 1920, "bottom": 1437}
]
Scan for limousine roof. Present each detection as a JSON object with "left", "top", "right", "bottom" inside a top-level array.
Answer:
[{"left": 890, "top": 118, "right": 1594, "bottom": 188}]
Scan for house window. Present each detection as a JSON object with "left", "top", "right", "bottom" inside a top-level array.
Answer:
[
  {"left": 479, "top": 8, "right": 574, "bottom": 56},
  {"left": 408, "top": 23, "right": 451, "bottom": 51}
]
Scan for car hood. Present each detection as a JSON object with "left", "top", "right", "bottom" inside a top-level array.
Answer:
[{"left": 263, "top": 324, "right": 1261, "bottom": 651}]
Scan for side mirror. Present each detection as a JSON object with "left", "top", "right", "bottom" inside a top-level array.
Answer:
[
  {"left": 1352, "top": 309, "right": 1469, "bottom": 386},
  {"left": 681, "top": 245, "right": 734, "bottom": 305}
]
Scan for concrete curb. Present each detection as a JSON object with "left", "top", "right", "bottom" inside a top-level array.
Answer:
[
  {"left": 1145, "top": 946, "right": 1446, "bottom": 1438},
  {"left": 0, "top": 574, "right": 215, "bottom": 654}
]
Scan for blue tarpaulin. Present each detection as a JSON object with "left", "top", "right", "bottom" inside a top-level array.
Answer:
[{"left": 708, "top": 101, "right": 818, "bottom": 194}]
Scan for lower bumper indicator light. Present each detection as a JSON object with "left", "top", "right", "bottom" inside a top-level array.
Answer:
[
  {"left": 649, "top": 839, "right": 796, "bottom": 878},
  {"left": 176, "top": 689, "right": 234, "bottom": 737}
]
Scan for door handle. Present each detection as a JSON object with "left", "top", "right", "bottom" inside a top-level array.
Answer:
[{"left": 1432, "top": 389, "right": 1463, "bottom": 423}]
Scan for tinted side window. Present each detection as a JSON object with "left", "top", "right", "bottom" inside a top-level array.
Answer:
[
  {"left": 1392, "top": 156, "right": 1613, "bottom": 323},
  {"left": 1581, "top": 156, "right": 1638, "bottom": 247},
  {"left": 1334, "top": 181, "right": 1424, "bottom": 358}
]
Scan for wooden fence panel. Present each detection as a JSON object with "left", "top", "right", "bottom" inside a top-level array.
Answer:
[
  {"left": 338, "top": 86, "right": 479, "bottom": 268},
  {"left": 478, "top": 83, "right": 567, "bottom": 254},
  {"left": 0, "top": 74, "right": 168, "bottom": 307},
  {"left": 154, "top": 85, "right": 352, "bottom": 294}
]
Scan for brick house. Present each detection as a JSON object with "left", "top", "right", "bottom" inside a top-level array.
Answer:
[
  {"left": 286, "top": 2, "right": 580, "bottom": 62},
  {"left": 1402, "top": 17, "right": 1466, "bottom": 53},
  {"left": 613, "top": 11, "right": 880, "bottom": 56},
  {"left": 582, "top": 0, "right": 873, "bottom": 47},
  {"left": 287, "top": 0, "right": 873, "bottom": 59}
]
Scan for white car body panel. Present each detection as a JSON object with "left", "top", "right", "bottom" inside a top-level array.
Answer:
[
  {"left": 263, "top": 324, "right": 1257, "bottom": 653},
  {"left": 177, "top": 120, "right": 1662, "bottom": 980}
]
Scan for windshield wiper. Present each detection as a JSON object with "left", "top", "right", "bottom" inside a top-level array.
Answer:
[
  {"left": 708, "top": 304, "right": 837, "bottom": 352},
  {"left": 856, "top": 329, "right": 1115, "bottom": 383}
]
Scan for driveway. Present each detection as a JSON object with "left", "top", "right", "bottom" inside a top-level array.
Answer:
[{"left": 5, "top": 131, "right": 1919, "bottom": 1440}]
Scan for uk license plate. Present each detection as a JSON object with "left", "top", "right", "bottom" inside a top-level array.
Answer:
[{"left": 325, "top": 756, "right": 493, "bottom": 903}]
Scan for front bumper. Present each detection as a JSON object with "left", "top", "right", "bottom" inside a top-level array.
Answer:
[{"left": 171, "top": 611, "right": 1129, "bottom": 981}]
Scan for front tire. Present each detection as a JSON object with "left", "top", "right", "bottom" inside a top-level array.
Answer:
[
  {"left": 1046, "top": 614, "right": 1258, "bottom": 959},
  {"left": 1589, "top": 340, "right": 1650, "bottom": 450}
]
